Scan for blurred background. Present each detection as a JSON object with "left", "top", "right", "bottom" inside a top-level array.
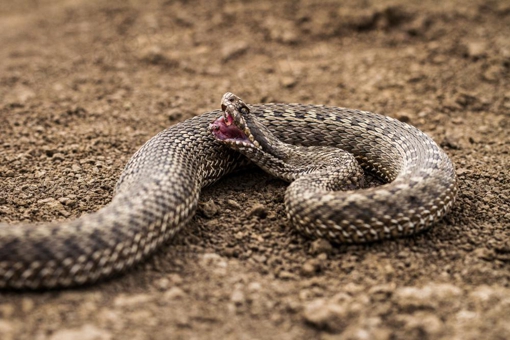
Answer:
[{"left": 0, "top": 1, "right": 509, "bottom": 339}]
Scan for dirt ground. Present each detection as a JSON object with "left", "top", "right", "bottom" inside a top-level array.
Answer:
[{"left": 0, "top": 0, "right": 509, "bottom": 339}]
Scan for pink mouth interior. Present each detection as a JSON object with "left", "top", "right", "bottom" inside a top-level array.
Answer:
[{"left": 210, "top": 116, "right": 251, "bottom": 144}]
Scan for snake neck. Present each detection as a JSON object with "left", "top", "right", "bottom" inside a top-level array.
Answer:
[
  {"left": 213, "top": 109, "right": 360, "bottom": 185},
  {"left": 212, "top": 94, "right": 363, "bottom": 184}
]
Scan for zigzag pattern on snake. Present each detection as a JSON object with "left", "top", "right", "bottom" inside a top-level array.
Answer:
[{"left": 0, "top": 93, "right": 457, "bottom": 289}]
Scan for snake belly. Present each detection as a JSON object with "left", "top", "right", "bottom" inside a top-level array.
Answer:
[{"left": 0, "top": 104, "right": 457, "bottom": 289}]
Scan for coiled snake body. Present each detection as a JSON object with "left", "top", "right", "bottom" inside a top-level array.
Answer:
[{"left": 0, "top": 93, "right": 457, "bottom": 289}]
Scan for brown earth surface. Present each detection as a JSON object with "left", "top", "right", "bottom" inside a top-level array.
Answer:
[{"left": 0, "top": 0, "right": 509, "bottom": 339}]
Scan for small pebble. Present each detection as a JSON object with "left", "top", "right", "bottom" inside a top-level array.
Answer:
[
  {"left": 0, "top": 320, "right": 14, "bottom": 340},
  {"left": 302, "top": 298, "right": 348, "bottom": 333},
  {"left": 280, "top": 76, "right": 298, "bottom": 88},
  {"left": 397, "top": 312, "right": 443, "bottom": 337},
  {"left": 199, "top": 199, "right": 219, "bottom": 218},
  {"left": 231, "top": 289, "right": 245, "bottom": 305},
  {"left": 113, "top": 294, "right": 153, "bottom": 308},
  {"left": 52, "top": 153, "right": 65, "bottom": 161},
  {"left": 221, "top": 41, "right": 248, "bottom": 62},
  {"left": 310, "top": 239, "right": 333, "bottom": 255},
  {"left": 164, "top": 287, "right": 186, "bottom": 300},
  {"left": 248, "top": 203, "right": 267, "bottom": 218},
  {"left": 155, "top": 277, "right": 170, "bottom": 291},
  {"left": 50, "top": 325, "right": 112, "bottom": 340},
  {"left": 227, "top": 199, "right": 241, "bottom": 209},
  {"left": 465, "top": 41, "right": 487, "bottom": 59},
  {"left": 300, "top": 261, "right": 317, "bottom": 277}
]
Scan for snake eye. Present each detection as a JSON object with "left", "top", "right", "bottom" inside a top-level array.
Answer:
[{"left": 240, "top": 106, "right": 249, "bottom": 115}]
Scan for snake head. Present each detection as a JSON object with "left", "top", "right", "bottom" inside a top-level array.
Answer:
[
  {"left": 210, "top": 92, "right": 261, "bottom": 149},
  {"left": 211, "top": 92, "right": 289, "bottom": 163}
]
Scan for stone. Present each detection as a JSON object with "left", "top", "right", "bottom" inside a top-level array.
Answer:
[
  {"left": 231, "top": 289, "right": 245, "bottom": 305},
  {"left": 397, "top": 312, "right": 444, "bottom": 337},
  {"left": 52, "top": 153, "right": 66, "bottom": 161},
  {"left": 310, "top": 239, "right": 333, "bottom": 255},
  {"left": 300, "top": 261, "right": 318, "bottom": 277},
  {"left": 465, "top": 41, "right": 487, "bottom": 59},
  {"left": 303, "top": 298, "right": 348, "bottom": 333},
  {"left": 227, "top": 199, "right": 241, "bottom": 209},
  {"left": 164, "top": 287, "right": 186, "bottom": 300},
  {"left": 0, "top": 320, "right": 14, "bottom": 340},
  {"left": 393, "top": 283, "right": 462, "bottom": 310},
  {"left": 248, "top": 203, "right": 267, "bottom": 218},
  {"left": 221, "top": 41, "right": 248, "bottom": 62},
  {"left": 113, "top": 294, "right": 153, "bottom": 308},
  {"left": 50, "top": 325, "right": 112, "bottom": 340},
  {"left": 199, "top": 199, "right": 219, "bottom": 218}
]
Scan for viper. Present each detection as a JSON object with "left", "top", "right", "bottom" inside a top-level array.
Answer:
[{"left": 0, "top": 92, "right": 457, "bottom": 289}]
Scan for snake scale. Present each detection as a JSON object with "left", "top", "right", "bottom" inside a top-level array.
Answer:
[{"left": 0, "top": 93, "right": 457, "bottom": 289}]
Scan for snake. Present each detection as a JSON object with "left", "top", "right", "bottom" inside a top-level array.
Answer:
[{"left": 0, "top": 92, "right": 458, "bottom": 289}]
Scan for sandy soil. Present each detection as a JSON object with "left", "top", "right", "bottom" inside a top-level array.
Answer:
[{"left": 0, "top": 0, "right": 509, "bottom": 339}]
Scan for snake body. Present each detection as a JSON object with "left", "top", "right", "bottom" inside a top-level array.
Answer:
[{"left": 0, "top": 94, "right": 457, "bottom": 289}]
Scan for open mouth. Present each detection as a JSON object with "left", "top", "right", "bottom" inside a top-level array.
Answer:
[{"left": 210, "top": 115, "right": 253, "bottom": 147}]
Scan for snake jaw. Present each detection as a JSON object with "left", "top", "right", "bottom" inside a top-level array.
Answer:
[
  {"left": 211, "top": 92, "right": 264, "bottom": 150},
  {"left": 210, "top": 116, "right": 258, "bottom": 148}
]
